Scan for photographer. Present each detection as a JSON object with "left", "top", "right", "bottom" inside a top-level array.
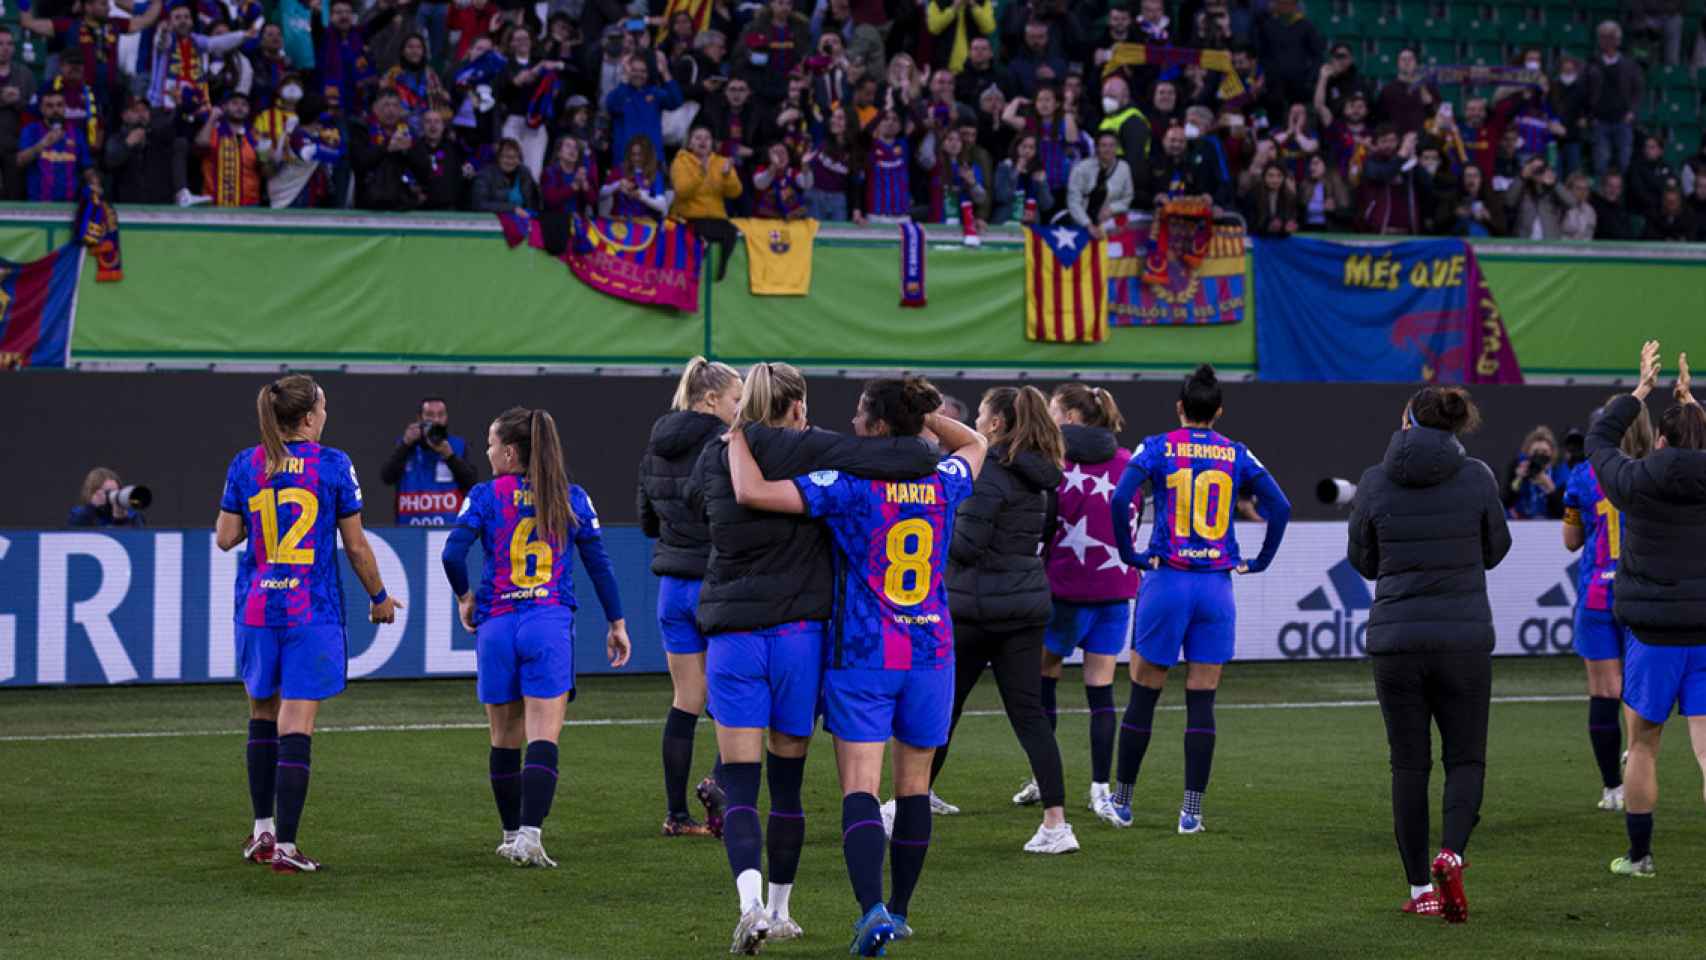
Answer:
[
  {"left": 380, "top": 397, "right": 477, "bottom": 526},
  {"left": 1502, "top": 425, "right": 1570, "bottom": 519},
  {"left": 68, "top": 468, "right": 147, "bottom": 528}
]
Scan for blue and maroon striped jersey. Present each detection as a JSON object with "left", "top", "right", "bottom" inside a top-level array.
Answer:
[
  {"left": 795, "top": 457, "right": 976, "bottom": 671},
  {"left": 1564, "top": 462, "right": 1618, "bottom": 612},
  {"left": 455, "top": 474, "right": 605, "bottom": 622},
  {"left": 1129, "top": 428, "right": 1270, "bottom": 572},
  {"left": 866, "top": 137, "right": 910, "bottom": 217},
  {"left": 220, "top": 441, "right": 363, "bottom": 627}
]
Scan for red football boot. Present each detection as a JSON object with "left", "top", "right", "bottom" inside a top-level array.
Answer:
[
  {"left": 1431, "top": 849, "right": 1468, "bottom": 924},
  {"left": 242, "top": 831, "right": 275, "bottom": 865},
  {"left": 1401, "top": 890, "right": 1443, "bottom": 917}
]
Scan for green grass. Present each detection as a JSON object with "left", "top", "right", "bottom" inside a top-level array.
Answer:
[{"left": 3, "top": 659, "right": 1704, "bottom": 959}]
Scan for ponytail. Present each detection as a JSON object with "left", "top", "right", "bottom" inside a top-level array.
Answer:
[
  {"left": 1051, "top": 382, "right": 1124, "bottom": 432},
  {"left": 1408, "top": 385, "right": 1481, "bottom": 435},
  {"left": 671, "top": 355, "right": 742, "bottom": 413},
  {"left": 256, "top": 374, "right": 320, "bottom": 476},
  {"left": 984, "top": 386, "right": 1066, "bottom": 465},
  {"left": 1604, "top": 392, "right": 1655, "bottom": 459},
  {"left": 494, "top": 406, "right": 576, "bottom": 548},
  {"left": 737, "top": 361, "right": 808, "bottom": 427}
]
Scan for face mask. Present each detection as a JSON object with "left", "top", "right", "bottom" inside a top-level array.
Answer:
[
  {"left": 1183, "top": 122, "right": 1201, "bottom": 139},
  {"left": 1525, "top": 60, "right": 1541, "bottom": 72},
  {"left": 281, "top": 84, "right": 303, "bottom": 102},
  {"left": 1559, "top": 71, "right": 1577, "bottom": 85},
  {"left": 1421, "top": 159, "right": 1439, "bottom": 175},
  {"left": 1101, "top": 96, "right": 1120, "bottom": 114}
]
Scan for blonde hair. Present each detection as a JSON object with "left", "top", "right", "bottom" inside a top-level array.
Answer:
[
  {"left": 737, "top": 362, "right": 807, "bottom": 427},
  {"left": 256, "top": 374, "right": 320, "bottom": 476},
  {"left": 1606, "top": 393, "right": 1655, "bottom": 460},
  {"left": 671, "top": 355, "right": 741, "bottom": 412},
  {"left": 80, "top": 467, "right": 120, "bottom": 503},
  {"left": 984, "top": 386, "right": 1065, "bottom": 466}
]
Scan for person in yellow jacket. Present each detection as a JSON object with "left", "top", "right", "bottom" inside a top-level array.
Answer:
[
  {"left": 926, "top": 0, "right": 997, "bottom": 74},
  {"left": 670, "top": 125, "right": 745, "bottom": 281}
]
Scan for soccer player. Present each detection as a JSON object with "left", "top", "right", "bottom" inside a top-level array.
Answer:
[
  {"left": 1109, "top": 365, "right": 1291, "bottom": 833},
  {"left": 931, "top": 387, "right": 1077, "bottom": 854},
  {"left": 217, "top": 375, "right": 401, "bottom": 874},
  {"left": 1028, "top": 384, "right": 1139, "bottom": 826},
  {"left": 727, "top": 376, "right": 986, "bottom": 957},
  {"left": 442, "top": 407, "right": 631, "bottom": 868},
  {"left": 692, "top": 363, "right": 940, "bottom": 952},
  {"left": 640, "top": 358, "right": 742, "bottom": 838},
  {"left": 1587, "top": 343, "right": 1706, "bottom": 880},
  {"left": 1562, "top": 395, "right": 1654, "bottom": 812}
]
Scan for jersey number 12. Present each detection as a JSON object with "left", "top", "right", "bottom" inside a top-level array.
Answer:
[{"left": 247, "top": 488, "right": 318, "bottom": 564}]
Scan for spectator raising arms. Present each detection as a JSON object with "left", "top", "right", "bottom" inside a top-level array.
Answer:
[
  {"left": 601, "top": 135, "right": 672, "bottom": 220},
  {"left": 753, "top": 141, "right": 812, "bottom": 220},
  {"left": 670, "top": 125, "right": 743, "bottom": 280},
  {"left": 805, "top": 107, "right": 860, "bottom": 223}
]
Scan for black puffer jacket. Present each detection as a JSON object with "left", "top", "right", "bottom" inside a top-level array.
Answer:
[
  {"left": 1347, "top": 426, "right": 1512, "bottom": 655},
  {"left": 693, "top": 426, "right": 941, "bottom": 636},
  {"left": 1062, "top": 423, "right": 1119, "bottom": 465},
  {"left": 948, "top": 447, "right": 1063, "bottom": 627},
  {"left": 636, "top": 410, "right": 726, "bottom": 579},
  {"left": 1587, "top": 393, "right": 1706, "bottom": 646}
]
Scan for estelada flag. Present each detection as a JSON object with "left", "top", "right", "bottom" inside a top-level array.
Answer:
[
  {"left": 0, "top": 245, "right": 85, "bottom": 370},
  {"left": 1024, "top": 224, "right": 1107, "bottom": 343}
]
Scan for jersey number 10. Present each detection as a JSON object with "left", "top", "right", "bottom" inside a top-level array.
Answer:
[
  {"left": 247, "top": 488, "right": 319, "bottom": 564},
  {"left": 1166, "top": 467, "right": 1234, "bottom": 541}
]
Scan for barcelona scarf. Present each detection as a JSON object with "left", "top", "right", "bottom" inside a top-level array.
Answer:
[
  {"left": 211, "top": 123, "right": 260, "bottom": 206},
  {"left": 1024, "top": 224, "right": 1107, "bottom": 343},
  {"left": 75, "top": 179, "right": 122, "bottom": 283},
  {"left": 171, "top": 36, "right": 210, "bottom": 107},
  {"left": 453, "top": 50, "right": 508, "bottom": 88},
  {"left": 1102, "top": 43, "right": 1245, "bottom": 101},
  {"left": 0, "top": 245, "right": 85, "bottom": 370},
  {"left": 898, "top": 221, "right": 926, "bottom": 308},
  {"left": 387, "top": 67, "right": 435, "bottom": 114},
  {"left": 52, "top": 77, "right": 103, "bottom": 151},
  {"left": 526, "top": 69, "right": 560, "bottom": 129}
]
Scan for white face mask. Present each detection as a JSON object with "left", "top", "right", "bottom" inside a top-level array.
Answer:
[
  {"left": 1525, "top": 60, "right": 1541, "bottom": 72},
  {"left": 1102, "top": 96, "right": 1120, "bottom": 114},
  {"left": 1559, "top": 71, "right": 1578, "bottom": 85},
  {"left": 281, "top": 84, "right": 303, "bottom": 102},
  {"left": 1421, "top": 159, "right": 1439, "bottom": 175},
  {"left": 1183, "top": 122, "right": 1201, "bottom": 139}
]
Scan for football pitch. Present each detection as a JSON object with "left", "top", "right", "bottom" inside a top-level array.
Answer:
[{"left": 4, "top": 658, "right": 1702, "bottom": 959}]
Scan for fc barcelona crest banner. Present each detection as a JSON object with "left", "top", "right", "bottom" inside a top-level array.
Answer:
[
  {"left": 497, "top": 212, "right": 703, "bottom": 312},
  {"left": 568, "top": 216, "right": 703, "bottom": 312},
  {"left": 1106, "top": 205, "right": 1246, "bottom": 327}
]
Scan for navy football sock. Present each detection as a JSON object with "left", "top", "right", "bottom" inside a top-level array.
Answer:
[
  {"left": 887, "top": 794, "right": 931, "bottom": 919},
  {"left": 489, "top": 746, "right": 522, "bottom": 832},
  {"left": 1086, "top": 684, "right": 1116, "bottom": 784},
  {"left": 766, "top": 752, "right": 807, "bottom": 885},
  {"left": 1183, "top": 688, "right": 1217, "bottom": 812},
  {"left": 661, "top": 707, "right": 698, "bottom": 818},
  {"left": 520, "top": 740, "right": 559, "bottom": 829},
  {"left": 842, "top": 792, "right": 887, "bottom": 913},
  {"left": 1041, "top": 675, "right": 1058, "bottom": 733},
  {"left": 1626, "top": 812, "right": 1654, "bottom": 861},
  {"left": 246, "top": 719, "right": 278, "bottom": 822},
  {"left": 1114, "top": 684, "right": 1162, "bottom": 805},
  {"left": 274, "top": 733, "right": 312, "bottom": 845},
  {"left": 1589, "top": 697, "right": 1623, "bottom": 790},
  {"left": 721, "top": 761, "right": 764, "bottom": 882}
]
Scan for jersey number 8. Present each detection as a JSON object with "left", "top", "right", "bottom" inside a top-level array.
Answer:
[
  {"left": 1166, "top": 467, "right": 1234, "bottom": 541},
  {"left": 510, "top": 518, "right": 555, "bottom": 589},
  {"left": 883, "top": 518, "right": 934, "bottom": 607},
  {"left": 247, "top": 488, "right": 318, "bottom": 564}
]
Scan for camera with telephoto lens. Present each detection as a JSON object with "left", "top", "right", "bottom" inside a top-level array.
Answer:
[
  {"left": 1563, "top": 429, "right": 1587, "bottom": 467},
  {"left": 1526, "top": 451, "right": 1552, "bottom": 474},
  {"left": 419, "top": 421, "right": 448, "bottom": 445},
  {"left": 106, "top": 484, "right": 152, "bottom": 510}
]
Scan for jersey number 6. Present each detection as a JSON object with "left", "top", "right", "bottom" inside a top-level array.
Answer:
[
  {"left": 883, "top": 518, "right": 934, "bottom": 607},
  {"left": 1166, "top": 467, "right": 1234, "bottom": 541},
  {"left": 510, "top": 518, "right": 555, "bottom": 589}
]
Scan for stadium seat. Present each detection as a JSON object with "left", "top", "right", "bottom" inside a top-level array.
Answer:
[
  {"left": 1551, "top": 20, "right": 1590, "bottom": 51},
  {"left": 1422, "top": 38, "right": 1461, "bottom": 65},
  {"left": 1325, "top": 14, "right": 1366, "bottom": 44},
  {"left": 1653, "top": 64, "right": 1697, "bottom": 90},
  {"left": 1364, "top": 16, "right": 1409, "bottom": 40},
  {"left": 1467, "top": 40, "right": 1505, "bottom": 67},
  {"left": 1416, "top": 16, "right": 1455, "bottom": 41},
  {"left": 1394, "top": 0, "right": 1431, "bottom": 24},
  {"left": 1505, "top": 18, "right": 1544, "bottom": 51},
  {"left": 1671, "top": 124, "right": 1703, "bottom": 156}
]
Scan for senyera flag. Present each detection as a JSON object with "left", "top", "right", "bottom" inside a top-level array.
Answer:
[
  {"left": 1024, "top": 223, "right": 1108, "bottom": 343},
  {"left": 0, "top": 245, "right": 85, "bottom": 370}
]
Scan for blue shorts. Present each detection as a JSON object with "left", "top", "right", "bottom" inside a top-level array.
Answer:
[
  {"left": 658, "top": 575, "right": 707, "bottom": 655},
  {"left": 706, "top": 620, "right": 825, "bottom": 737},
  {"left": 823, "top": 667, "right": 954, "bottom": 748},
  {"left": 237, "top": 623, "right": 348, "bottom": 701},
  {"left": 476, "top": 605, "right": 576, "bottom": 705},
  {"left": 1044, "top": 600, "right": 1133, "bottom": 658},
  {"left": 1573, "top": 607, "right": 1629, "bottom": 662},
  {"left": 1623, "top": 637, "right": 1706, "bottom": 725},
  {"left": 1133, "top": 567, "right": 1235, "bottom": 669}
]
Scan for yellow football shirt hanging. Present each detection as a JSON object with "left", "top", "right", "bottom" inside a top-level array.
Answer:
[{"left": 730, "top": 218, "right": 820, "bottom": 296}]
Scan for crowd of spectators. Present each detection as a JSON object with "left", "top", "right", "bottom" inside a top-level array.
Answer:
[{"left": 2, "top": 0, "right": 1705, "bottom": 243}]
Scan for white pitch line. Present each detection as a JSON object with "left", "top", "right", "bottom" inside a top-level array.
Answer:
[{"left": 0, "top": 694, "right": 1580, "bottom": 744}]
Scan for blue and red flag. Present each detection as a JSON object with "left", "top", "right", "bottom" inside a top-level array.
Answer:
[
  {"left": 75, "top": 178, "right": 123, "bottom": 283},
  {"left": 497, "top": 212, "right": 703, "bottom": 312},
  {"left": 0, "top": 245, "right": 85, "bottom": 370}
]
